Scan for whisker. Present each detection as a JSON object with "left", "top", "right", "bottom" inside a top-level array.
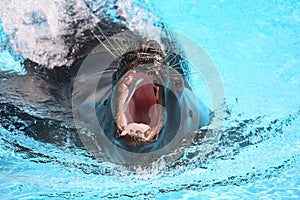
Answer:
[
  {"left": 91, "top": 30, "right": 119, "bottom": 60},
  {"left": 95, "top": 26, "right": 122, "bottom": 57},
  {"left": 75, "top": 48, "right": 111, "bottom": 60},
  {"left": 113, "top": 37, "right": 126, "bottom": 53},
  {"left": 169, "top": 59, "right": 185, "bottom": 69},
  {"left": 93, "top": 69, "right": 117, "bottom": 76},
  {"left": 166, "top": 53, "right": 178, "bottom": 65},
  {"left": 165, "top": 51, "right": 175, "bottom": 59},
  {"left": 170, "top": 71, "right": 201, "bottom": 77},
  {"left": 171, "top": 66, "right": 184, "bottom": 71},
  {"left": 189, "top": 71, "right": 202, "bottom": 75}
]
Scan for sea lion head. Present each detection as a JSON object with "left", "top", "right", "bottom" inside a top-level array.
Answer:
[
  {"left": 110, "top": 40, "right": 171, "bottom": 148},
  {"left": 73, "top": 30, "right": 211, "bottom": 164}
]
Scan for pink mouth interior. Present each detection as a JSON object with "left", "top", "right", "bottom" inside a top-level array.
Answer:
[{"left": 125, "top": 74, "right": 159, "bottom": 127}]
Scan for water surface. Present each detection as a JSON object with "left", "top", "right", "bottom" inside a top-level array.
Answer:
[{"left": 0, "top": 0, "right": 300, "bottom": 199}]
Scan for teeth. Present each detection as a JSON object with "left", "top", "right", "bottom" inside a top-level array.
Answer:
[
  {"left": 123, "top": 76, "right": 131, "bottom": 85},
  {"left": 119, "top": 123, "right": 155, "bottom": 142},
  {"left": 116, "top": 123, "right": 123, "bottom": 131},
  {"left": 154, "top": 85, "right": 160, "bottom": 97},
  {"left": 144, "top": 129, "right": 151, "bottom": 137},
  {"left": 116, "top": 83, "right": 128, "bottom": 128}
]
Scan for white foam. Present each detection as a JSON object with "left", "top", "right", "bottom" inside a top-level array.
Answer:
[
  {"left": 0, "top": 0, "right": 98, "bottom": 68},
  {"left": 0, "top": 0, "right": 161, "bottom": 68},
  {"left": 116, "top": 0, "right": 162, "bottom": 43}
]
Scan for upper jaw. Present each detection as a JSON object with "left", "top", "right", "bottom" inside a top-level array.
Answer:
[{"left": 112, "top": 68, "right": 165, "bottom": 146}]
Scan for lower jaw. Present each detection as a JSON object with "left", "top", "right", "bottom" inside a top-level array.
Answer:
[{"left": 115, "top": 123, "right": 161, "bottom": 144}]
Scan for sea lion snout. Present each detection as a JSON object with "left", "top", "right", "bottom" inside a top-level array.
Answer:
[
  {"left": 108, "top": 40, "right": 172, "bottom": 147},
  {"left": 111, "top": 68, "right": 166, "bottom": 146}
]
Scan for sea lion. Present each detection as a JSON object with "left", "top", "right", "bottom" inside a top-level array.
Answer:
[
  {"left": 72, "top": 30, "right": 210, "bottom": 164},
  {"left": 0, "top": 23, "right": 210, "bottom": 165}
]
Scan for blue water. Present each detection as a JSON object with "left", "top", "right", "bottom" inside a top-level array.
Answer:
[
  {"left": 1, "top": 0, "right": 300, "bottom": 199},
  {"left": 0, "top": 21, "right": 25, "bottom": 75}
]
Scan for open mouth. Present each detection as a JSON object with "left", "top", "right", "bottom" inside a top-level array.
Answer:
[{"left": 113, "top": 70, "right": 165, "bottom": 145}]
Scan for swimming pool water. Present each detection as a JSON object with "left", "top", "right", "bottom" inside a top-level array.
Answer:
[{"left": 0, "top": 0, "right": 300, "bottom": 199}]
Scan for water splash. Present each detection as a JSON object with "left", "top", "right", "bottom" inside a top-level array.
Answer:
[
  {"left": 1, "top": 0, "right": 300, "bottom": 199},
  {"left": 1, "top": 97, "right": 299, "bottom": 198},
  {"left": 0, "top": 0, "right": 163, "bottom": 69},
  {"left": 0, "top": 0, "right": 101, "bottom": 68}
]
